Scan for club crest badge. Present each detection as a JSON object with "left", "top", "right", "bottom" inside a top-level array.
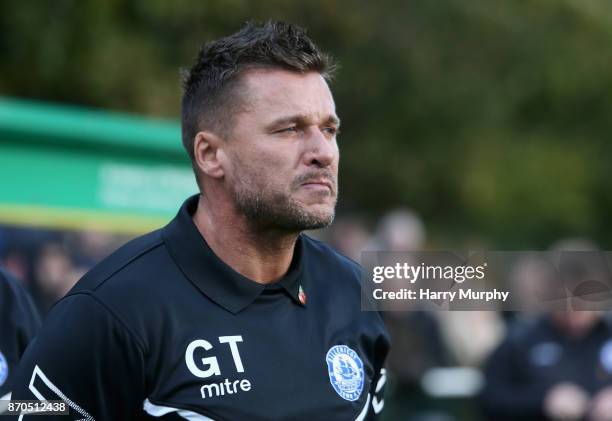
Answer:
[
  {"left": 326, "top": 345, "right": 364, "bottom": 401},
  {"left": 0, "top": 350, "right": 8, "bottom": 387}
]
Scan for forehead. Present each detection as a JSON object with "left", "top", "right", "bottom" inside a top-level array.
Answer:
[{"left": 239, "top": 69, "right": 336, "bottom": 121}]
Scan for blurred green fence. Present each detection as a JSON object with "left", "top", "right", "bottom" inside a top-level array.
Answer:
[{"left": 0, "top": 97, "right": 197, "bottom": 233}]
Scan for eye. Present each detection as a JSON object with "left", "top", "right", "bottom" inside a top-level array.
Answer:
[
  {"left": 275, "top": 126, "right": 298, "bottom": 134},
  {"left": 322, "top": 126, "right": 339, "bottom": 137}
]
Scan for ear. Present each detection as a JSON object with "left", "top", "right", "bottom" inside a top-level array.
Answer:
[{"left": 193, "top": 131, "right": 226, "bottom": 179}]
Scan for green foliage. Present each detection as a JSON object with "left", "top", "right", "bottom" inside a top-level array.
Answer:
[{"left": 2, "top": 0, "right": 611, "bottom": 247}]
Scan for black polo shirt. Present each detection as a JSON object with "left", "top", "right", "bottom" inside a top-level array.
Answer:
[
  {"left": 0, "top": 269, "right": 41, "bottom": 401},
  {"left": 10, "top": 195, "right": 390, "bottom": 420}
]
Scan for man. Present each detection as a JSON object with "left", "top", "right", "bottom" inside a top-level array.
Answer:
[
  {"left": 481, "top": 311, "right": 612, "bottom": 421},
  {"left": 0, "top": 268, "right": 41, "bottom": 411},
  {"left": 9, "top": 21, "right": 389, "bottom": 420}
]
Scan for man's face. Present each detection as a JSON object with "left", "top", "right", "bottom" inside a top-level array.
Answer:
[
  {"left": 222, "top": 69, "right": 340, "bottom": 232},
  {"left": 551, "top": 310, "right": 601, "bottom": 337}
]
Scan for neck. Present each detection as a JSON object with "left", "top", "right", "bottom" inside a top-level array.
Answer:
[{"left": 192, "top": 194, "right": 299, "bottom": 284}]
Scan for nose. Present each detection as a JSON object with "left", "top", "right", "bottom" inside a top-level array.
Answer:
[{"left": 304, "top": 127, "right": 337, "bottom": 168}]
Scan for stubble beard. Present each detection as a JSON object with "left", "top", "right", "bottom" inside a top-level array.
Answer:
[{"left": 231, "top": 175, "right": 337, "bottom": 232}]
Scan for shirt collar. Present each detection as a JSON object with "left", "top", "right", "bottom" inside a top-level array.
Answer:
[{"left": 162, "top": 195, "right": 307, "bottom": 314}]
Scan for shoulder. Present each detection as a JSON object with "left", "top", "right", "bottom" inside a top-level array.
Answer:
[
  {"left": 67, "top": 229, "right": 165, "bottom": 295},
  {"left": 43, "top": 230, "right": 172, "bottom": 353},
  {"left": 51, "top": 229, "right": 176, "bottom": 340},
  {"left": 301, "top": 234, "right": 371, "bottom": 310},
  {"left": 301, "top": 234, "right": 361, "bottom": 280},
  {"left": 301, "top": 235, "right": 388, "bottom": 337}
]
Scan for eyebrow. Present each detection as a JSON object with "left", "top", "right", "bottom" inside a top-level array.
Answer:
[{"left": 265, "top": 113, "right": 341, "bottom": 131}]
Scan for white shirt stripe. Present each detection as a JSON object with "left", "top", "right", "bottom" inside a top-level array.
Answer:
[
  {"left": 0, "top": 392, "right": 11, "bottom": 414},
  {"left": 143, "top": 399, "right": 215, "bottom": 420},
  {"left": 354, "top": 393, "right": 371, "bottom": 421}
]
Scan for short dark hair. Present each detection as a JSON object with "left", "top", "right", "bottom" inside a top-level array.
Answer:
[{"left": 181, "top": 20, "right": 337, "bottom": 164}]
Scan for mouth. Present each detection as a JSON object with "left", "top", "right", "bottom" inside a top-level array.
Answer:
[{"left": 300, "top": 179, "right": 334, "bottom": 192}]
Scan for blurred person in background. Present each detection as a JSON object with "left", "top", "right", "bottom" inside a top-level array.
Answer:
[
  {"left": 65, "top": 230, "right": 125, "bottom": 269},
  {"left": 1, "top": 228, "right": 124, "bottom": 317},
  {"left": 31, "top": 242, "right": 80, "bottom": 313},
  {"left": 327, "top": 214, "right": 371, "bottom": 262},
  {"left": 375, "top": 209, "right": 504, "bottom": 420},
  {"left": 0, "top": 226, "right": 63, "bottom": 292},
  {"left": 369, "top": 210, "right": 426, "bottom": 252},
  {"left": 436, "top": 310, "right": 504, "bottom": 369},
  {"left": 505, "top": 255, "right": 560, "bottom": 321},
  {"left": 481, "top": 238, "right": 612, "bottom": 421},
  {"left": 480, "top": 310, "right": 612, "bottom": 421},
  {"left": 0, "top": 268, "right": 40, "bottom": 411},
  {"left": 371, "top": 209, "right": 456, "bottom": 420},
  {"left": 0, "top": 249, "right": 28, "bottom": 288}
]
